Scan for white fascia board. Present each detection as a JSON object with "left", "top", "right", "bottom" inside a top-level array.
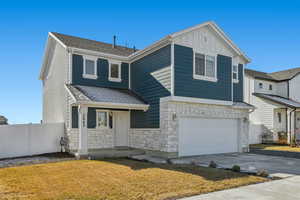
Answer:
[
  {"left": 39, "top": 35, "right": 53, "bottom": 80},
  {"left": 64, "top": 84, "right": 78, "bottom": 102},
  {"left": 70, "top": 47, "right": 129, "bottom": 62},
  {"left": 48, "top": 32, "right": 67, "bottom": 49},
  {"left": 76, "top": 101, "right": 149, "bottom": 111},
  {"left": 161, "top": 96, "right": 233, "bottom": 106},
  {"left": 170, "top": 21, "right": 251, "bottom": 63},
  {"left": 129, "top": 36, "right": 172, "bottom": 62}
]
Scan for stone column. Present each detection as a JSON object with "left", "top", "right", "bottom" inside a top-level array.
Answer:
[{"left": 77, "top": 105, "right": 88, "bottom": 157}]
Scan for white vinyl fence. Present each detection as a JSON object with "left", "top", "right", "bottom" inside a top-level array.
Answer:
[{"left": 0, "top": 123, "right": 64, "bottom": 159}]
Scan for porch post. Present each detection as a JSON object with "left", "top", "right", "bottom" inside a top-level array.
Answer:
[{"left": 77, "top": 105, "right": 88, "bottom": 157}]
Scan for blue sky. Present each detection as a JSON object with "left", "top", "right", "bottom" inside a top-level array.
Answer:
[{"left": 1, "top": 0, "right": 300, "bottom": 124}]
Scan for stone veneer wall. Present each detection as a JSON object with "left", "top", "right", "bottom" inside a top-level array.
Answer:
[
  {"left": 128, "top": 129, "right": 166, "bottom": 151},
  {"left": 66, "top": 128, "right": 114, "bottom": 151},
  {"left": 160, "top": 100, "right": 250, "bottom": 153}
]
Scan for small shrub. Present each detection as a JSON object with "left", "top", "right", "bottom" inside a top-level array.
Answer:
[
  {"left": 232, "top": 165, "right": 241, "bottom": 172},
  {"left": 209, "top": 161, "right": 217, "bottom": 168},
  {"left": 257, "top": 169, "right": 269, "bottom": 177}
]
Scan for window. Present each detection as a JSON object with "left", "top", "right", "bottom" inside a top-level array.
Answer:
[
  {"left": 278, "top": 112, "right": 282, "bottom": 123},
  {"left": 259, "top": 82, "right": 263, "bottom": 89},
  {"left": 96, "top": 110, "right": 109, "bottom": 129},
  {"left": 83, "top": 56, "right": 97, "bottom": 79},
  {"left": 109, "top": 61, "right": 121, "bottom": 82},
  {"left": 194, "top": 52, "right": 217, "bottom": 82},
  {"left": 232, "top": 65, "right": 239, "bottom": 83},
  {"left": 269, "top": 84, "right": 273, "bottom": 90}
]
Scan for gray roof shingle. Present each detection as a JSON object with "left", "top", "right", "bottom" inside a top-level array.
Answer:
[
  {"left": 269, "top": 67, "right": 300, "bottom": 81},
  {"left": 51, "top": 32, "right": 136, "bottom": 57},
  {"left": 245, "top": 69, "right": 276, "bottom": 81},
  {"left": 66, "top": 84, "right": 147, "bottom": 105},
  {"left": 253, "top": 93, "right": 300, "bottom": 108},
  {"left": 245, "top": 67, "right": 300, "bottom": 81}
]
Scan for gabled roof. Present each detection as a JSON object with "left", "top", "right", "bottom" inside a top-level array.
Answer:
[
  {"left": 245, "top": 67, "right": 300, "bottom": 81},
  {"left": 41, "top": 21, "right": 250, "bottom": 80},
  {"left": 50, "top": 32, "right": 136, "bottom": 57},
  {"left": 130, "top": 21, "right": 250, "bottom": 63},
  {"left": 170, "top": 21, "right": 250, "bottom": 63},
  {"left": 269, "top": 67, "right": 300, "bottom": 81},
  {"left": 65, "top": 84, "right": 149, "bottom": 111},
  {"left": 245, "top": 69, "right": 277, "bottom": 81},
  {"left": 253, "top": 93, "right": 300, "bottom": 108}
]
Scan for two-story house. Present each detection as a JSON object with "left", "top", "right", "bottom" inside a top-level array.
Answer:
[
  {"left": 245, "top": 68, "right": 300, "bottom": 144},
  {"left": 40, "top": 21, "right": 252, "bottom": 158}
]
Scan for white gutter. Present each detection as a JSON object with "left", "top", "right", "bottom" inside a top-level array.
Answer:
[{"left": 74, "top": 101, "right": 149, "bottom": 112}]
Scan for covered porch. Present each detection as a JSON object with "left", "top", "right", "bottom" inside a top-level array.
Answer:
[
  {"left": 254, "top": 93, "right": 300, "bottom": 144},
  {"left": 65, "top": 84, "right": 149, "bottom": 157}
]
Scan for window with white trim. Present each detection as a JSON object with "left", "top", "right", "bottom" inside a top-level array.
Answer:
[
  {"left": 194, "top": 52, "right": 217, "bottom": 82},
  {"left": 109, "top": 61, "right": 121, "bottom": 82},
  {"left": 83, "top": 56, "right": 97, "bottom": 79},
  {"left": 232, "top": 65, "right": 239, "bottom": 83},
  {"left": 96, "top": 110, "right": 109, "bottom": 129}
]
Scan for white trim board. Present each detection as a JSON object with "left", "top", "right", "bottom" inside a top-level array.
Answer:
[
  {"left": 161, "top": 96, "right": 233, "bottom": 106},
  {"left": 74, "top": 101, "right": 149, "bottom": 111}
]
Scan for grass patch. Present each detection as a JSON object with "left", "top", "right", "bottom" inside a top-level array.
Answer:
[
  {"left": 0, "top": 159, "right": 267, "bottom": 200},
  {"left": 251, "top": 144, "right": 300, "bottom": 152}
]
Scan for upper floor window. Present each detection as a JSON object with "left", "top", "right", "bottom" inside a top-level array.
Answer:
[
  {"left": 259, "top": 82, "right": 263, "bottom": 89},
  {"left": 232, "top": 65, "right": 239, "bottom": 83},
  {"left": 109, "top": 61, "right": 121, "bottom": 82},
  {"left": 83, "top": 56, "right": 97, "bottom": 79},
  {"left": 269, "top": 84, "right": 273, "bottom": 90},
  {"left": 193, "top": 52, "right": 217, "bottom": 82}
]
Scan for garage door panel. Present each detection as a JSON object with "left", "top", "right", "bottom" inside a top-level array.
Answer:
[{"left": 179, "top": 118, "right": 238, "bottom": 156}]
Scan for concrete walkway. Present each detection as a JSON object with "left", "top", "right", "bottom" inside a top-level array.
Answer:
[{"left": 181, "top": 176, "right": 300, "bottom": 200}]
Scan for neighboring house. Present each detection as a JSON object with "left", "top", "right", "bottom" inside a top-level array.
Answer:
[
  {"left": 40, "top": 21, "right": 253, "bottom": 158},
  {"left": 245, "top": 68, "right": 300, "bottom": 144},
  {"left": 0, "top": 115, "right": 7, "bottom": 125}
]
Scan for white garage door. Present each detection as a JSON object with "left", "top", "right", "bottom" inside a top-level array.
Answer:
[{"left": 179, "top": 118, "right": 238, "bottom": 157}]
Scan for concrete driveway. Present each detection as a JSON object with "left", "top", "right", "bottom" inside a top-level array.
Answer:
[
  {"left": 181, "top": 176, "right": 300, "bottom": 200},
  {"left": 170, "top": 153, "right": 300, "bottom": 176}
]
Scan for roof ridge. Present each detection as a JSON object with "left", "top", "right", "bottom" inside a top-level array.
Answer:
[
  {"left": 50, "top": 32, "right": 136, "bottom": 51},
  {"left": 269, "top": 67, "right": 300, "bottom": 74}
]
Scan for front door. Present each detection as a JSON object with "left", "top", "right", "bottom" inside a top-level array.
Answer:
[{"left": 114, "top": 111, "right": 129, "bottom": 147}]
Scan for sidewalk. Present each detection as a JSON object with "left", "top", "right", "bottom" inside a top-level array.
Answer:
[{"left": 181, "top": 176, "right": 300, "bottom": 200}]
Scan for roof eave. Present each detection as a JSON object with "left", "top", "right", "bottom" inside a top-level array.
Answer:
[
  {"left": 75, "top": 101, "right": 149, "bottom": 111},
  {"left": 129, "top": 36, "right": 172, "bottom": 62},
  {"left": 253, "top": 93, "right": 299, "bottom": 109},
  {"left": 170, "top": 21, "right": 251, "bottom": 63}
]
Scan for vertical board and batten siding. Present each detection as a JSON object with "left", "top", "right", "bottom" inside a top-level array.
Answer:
[
  {"left": 72, "top": 54, "right": 129, "bottom": 89},
  {"left": 233, "top": 64, "right": 244, "bottom": 102},
  {"left": 131, "top": 45, "right": 171, "bottom": 128},
  {"left": 174, "top": 44, "right": 232, "bottom": 101}
]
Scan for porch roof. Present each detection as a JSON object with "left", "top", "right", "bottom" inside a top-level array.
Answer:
[
  {"left": 253, "top": 93, "right": 300, "bottom": 108},
  {"left": 65, "top": 84, "right": 149, "bottom": 111}
]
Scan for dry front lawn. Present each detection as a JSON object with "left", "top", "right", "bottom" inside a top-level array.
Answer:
[
  {"left": 251, "top": 144, "right": 300, "bottom": 152},
  {"left": 0, "top": 159, "right": 266, "bottom": 200}
]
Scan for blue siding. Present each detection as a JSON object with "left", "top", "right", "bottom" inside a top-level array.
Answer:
[
  {"left": 131, "top": 45, "right": 171, "bottom": 128},
  {"left": 72, "top": 106, "right": 78, "bottom": 128},
  {"left": 233, "top": 64, "right": 244, "bottom": 102},
  {"left": 72, "top": 54, "right": 129, "bottom": 89},
  {"left": 174, "top": 44, "right": 232, "bottom": 101}
]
